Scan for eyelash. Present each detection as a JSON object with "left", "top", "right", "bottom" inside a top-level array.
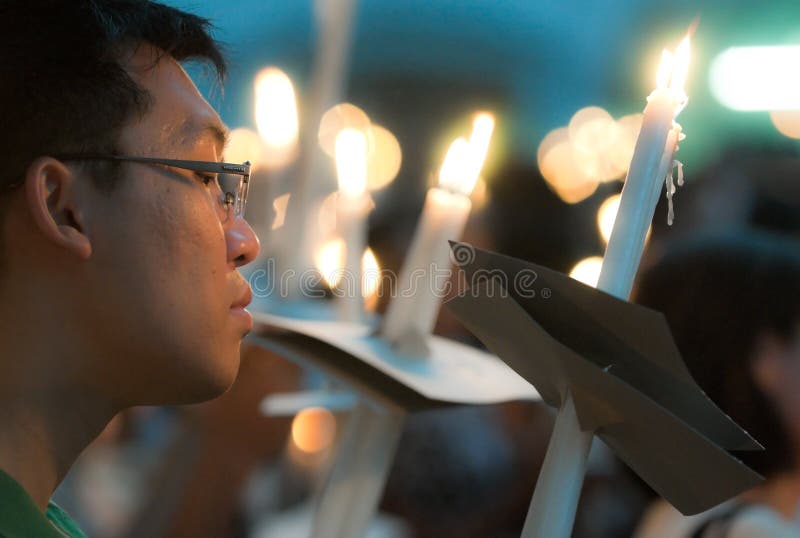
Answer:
[{"left": 196, "top": 173, "right": 216, "bottom": 186}]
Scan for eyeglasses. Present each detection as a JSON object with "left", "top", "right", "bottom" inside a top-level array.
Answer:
[{"left": 54, "top": 154, "right": 251, "bottom": 220}]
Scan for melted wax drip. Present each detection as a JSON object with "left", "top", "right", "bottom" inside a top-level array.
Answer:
[
  {"left": 665, "top": 131, "right": 686, "bottom": 226},
  {"left": 666, "top": 160, "right": 684, "bottom": 226}
]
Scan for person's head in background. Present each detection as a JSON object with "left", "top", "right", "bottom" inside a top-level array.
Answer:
[
  {"left": 0, "top": 0, "right": 258, "bottom": 509},
  {"left": 635, "top": 231, "right": 800, "bottom": 510}
]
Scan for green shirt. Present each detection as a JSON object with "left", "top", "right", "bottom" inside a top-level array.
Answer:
[{"left": 0, "top": 470, "right": 87, "bottom": 537}]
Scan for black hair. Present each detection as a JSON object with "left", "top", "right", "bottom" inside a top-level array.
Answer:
[
  {"left": 0, "top": 0, "right": 226, "bottom": 188},
  {"left": 634, "top": 231, "right": 800, "bottom": 478}
]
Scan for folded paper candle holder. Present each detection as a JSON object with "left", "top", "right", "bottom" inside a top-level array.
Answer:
[
  {"left": 444, "top": 242, "right": 763, "bottom": 516},
  {"left": 249, "top": 310, "right": 540, "bottom": 409},
  {"left": 247, "top": 303, "right": 540, "bottom": 538}
]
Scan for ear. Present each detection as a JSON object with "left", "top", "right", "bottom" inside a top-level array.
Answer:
[{"left": 24, "top": 157, "right": 92, "bottom": 260}]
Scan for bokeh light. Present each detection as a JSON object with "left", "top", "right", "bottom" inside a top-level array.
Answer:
[
  {"left": 569, "top": 256, "right": 604, "bottom": 288},
  {"left": 272, "top": 193, "right": 291, "bottom": 230},
  {"left": 769, "top": 110, "right": 800, "bottom": 139},
  {"left": 568, "top": 106, "right": 618, "bottom": 156},
  {"left": 609, "top": 114, "right": 643, "bottom": 173},
  {"left": 538, "top": 107, "right": 649, "bottom": 204},
  {"left": 291, "top": 407, "right": 337, "bottom": 454},
  {"left": 597, "top": 194, "right": 621, "bottom": 244},
  {"left": 254, "top": 67, "right": 299, "bottom": 168},
  {"left": 538, "top": 136, "right": 599, "bottom": 204},
  {"left": 365, "top": 124, "right": 403, "bottom": 190},
  {"left": 225, "top": 128, "right": 265, "bottom": 170},
  {"left": 335, "top": 128, "right": 369, "bottom": 197},
  {"left": 711, "top": 45, "right": 800, "bottom": 111},
  {"left": 319, "top": 103, "right": 372, "bottom": 157}
]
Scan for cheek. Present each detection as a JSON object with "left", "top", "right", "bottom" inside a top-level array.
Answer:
[
  {"left": 156, "top": 192, "right": 229, "bottom": 306},
  {"left": 103, "top": 181, "right": 229, "bottom": 327}
]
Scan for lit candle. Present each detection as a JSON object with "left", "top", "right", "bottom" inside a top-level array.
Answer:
[
  {"left": 523, "top": 36, "right": 691, "bottom": 538},
  {"left": 282, "top": 0, "right": 359, "bottom": 298},
  {"left": 255, "top": 67, "right": 300, "bottom": 169},
  {"left": 381, "top": 113, "right": 494, "bottom": 351},
  {"left": 334, "top": 128, "right": 370, "bottom": 322},
  {"left": 597, "top": 36, "right": 689, "bottom": 300},
  {"left": 253, "top": 67, "right": 299, "bottom": 268}
]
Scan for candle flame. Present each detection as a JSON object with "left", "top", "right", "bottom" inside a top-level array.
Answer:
[
  {"left": 362, "top": 247, "right": 380, "bottom": 299},
  {"left": 655, "top": 35, "right": 691, "bottom": 94},
  {"left": 315, "top": 238, "right": 345, "bottom": 288},
  {"left": 670, "top": 35, "right": 691, "bottom": 93},
  {"left": 437, "top": 137, "right": 472, "bottom": 195},
  {"left": 335, "top": 128, "right": 368, "bottom": 198},
  {"left": 255, "top": 67, "right": 299, "bottom": 150},
  {"left": 656, "top": 50, "right": 674, "bottom": 90},
  {"left": 437, "top": 112, "right": 495, "bottom": 196},
  {"left": 467, "top": 112, "right": 495, "bottom": 180}
]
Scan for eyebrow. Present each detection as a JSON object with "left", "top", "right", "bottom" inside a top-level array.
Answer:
[
  {"left": 178, "top": 119, "right": 230, "bottom": 155},
  {"left": 204, "top": 121, "right": 230, "bottom": 153}
]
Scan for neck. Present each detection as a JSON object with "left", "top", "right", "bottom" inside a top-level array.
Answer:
[
  {"left": 0, "top": 288, "right": 120, "bottom": 510},
  {"left": 740, "top": 470, "right": 800, "bottom": 519},
  {"left": 0, "top": 394, "right": 116, "bottom": 510}
]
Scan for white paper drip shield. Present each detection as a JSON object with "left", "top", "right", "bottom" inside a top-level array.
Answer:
[
  {"left": 248, "top": 310, "right": 539, "bottom": 411},
  {"left": 444, "top": 242, "right": 763, "bottom": 515}
]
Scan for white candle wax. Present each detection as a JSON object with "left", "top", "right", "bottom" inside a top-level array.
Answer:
[
  {"left": 381, "top": 187, "right": 471, "bottom": 348},
  {"left": 336, "top": 193, "right": 369, "bottom": 322},
  {"left": 597, "top": 89, "right": 684, "bottom": 300},
  {"left": 524, "top": 38, "right": 691, "bottom": 538},
  {"left": 334, "top": 128, "right": 370, "bottom": 323},
  {"left": 281, "top": 0, "right": 359, "bottom": 298}
]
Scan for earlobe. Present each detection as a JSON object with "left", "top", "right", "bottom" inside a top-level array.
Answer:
[{"left": 24, "top": 157, "right": 92, "bottom": 260}]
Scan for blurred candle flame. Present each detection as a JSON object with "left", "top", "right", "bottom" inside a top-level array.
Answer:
[
  {"left": 335, "top": 128, "right": 368, "bottom": 198},
  {"left": 315, "top": 238, "right": 345, "bottom": 288},
  {"left": 362, "top": 247, "right": 380, "bottom": 299},
  {"left": 466, "top": 112, "right": 495, "bottom": 183},
  {"left": 291, "top": 407, "right": 336, "bottom": 454},
  {"left": 438, "top": 137, "right": 472, "bottom": 195},
  {"left": 314, "top": 239, "right": 380, "bottom": 306},
  {"left": 254, "top": 67, "right": 299, "bottom": 151},
  {"left": 363, "top": 248, "right": 381, "bottom": 312},
  {"left": 437, "top": 112, "right": 495, "bottom": 197}
]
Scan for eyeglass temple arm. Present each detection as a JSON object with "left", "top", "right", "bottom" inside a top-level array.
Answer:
[{"left": 54, "top": 154, "right": 250, "bottom": 176}]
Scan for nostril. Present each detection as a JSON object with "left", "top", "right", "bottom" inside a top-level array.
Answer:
[{"left": 234, "top": 253, "right": 246, "bottom": 263}]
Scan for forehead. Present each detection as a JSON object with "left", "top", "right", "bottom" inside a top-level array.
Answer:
[{"left": 117, "top": 45, "right": 227, "bottom": 155}]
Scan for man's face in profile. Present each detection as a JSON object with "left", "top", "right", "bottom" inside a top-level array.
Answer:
[{"left": 80, "top": 45, "right": 259, "bottom": 406}]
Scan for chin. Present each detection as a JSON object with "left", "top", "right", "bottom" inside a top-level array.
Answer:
[
  {"left": 193, "top": 350, "right": 243, "bottom": 401},
  {"left": 156, "top": 346, "right": 243, "bottom": 405}
]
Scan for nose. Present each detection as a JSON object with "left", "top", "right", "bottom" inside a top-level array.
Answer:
[{"left": 226, "top": 216, "right": 260, "bottom": 267}]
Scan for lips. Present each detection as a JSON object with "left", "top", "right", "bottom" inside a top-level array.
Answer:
[
  {"left": 231, "top": 286, "right": 253, "bottom": 310},
  {"left": 230, "top": 286, "right": 254, "bottom": 333}
]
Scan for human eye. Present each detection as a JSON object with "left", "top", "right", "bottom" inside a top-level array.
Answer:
[{"left": 195, "top": 172, "right": 219, "bottom": 187}]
